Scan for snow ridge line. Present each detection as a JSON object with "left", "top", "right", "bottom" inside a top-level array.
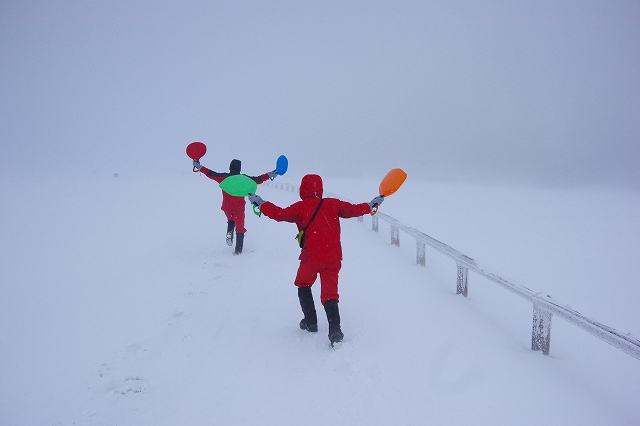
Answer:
[{"left": 263, "top": 181, "right": 640, "bottom": 361}]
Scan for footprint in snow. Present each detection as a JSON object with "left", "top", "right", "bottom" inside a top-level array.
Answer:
[{"left": 114, "top": 377, "right": 145, "bottom": 396}]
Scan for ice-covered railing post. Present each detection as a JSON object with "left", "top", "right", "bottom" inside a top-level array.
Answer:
[
  {"left": 456, "top": 263, "right": 469, "bottom": 297},
  {"left": 391, "top": 225, "right": 400, "bottom": 246},
  {"left": 263, "top": 181, "right": 640, "bottom": 361},
  {"left": 381, "top": 215, "right": 401, "bottom": 246},
  {"left": 532, "top": 299, "right": 552, "bottom": 355},
  {"left": 416, "top": 240, "right": 426, "bottom": 266}
]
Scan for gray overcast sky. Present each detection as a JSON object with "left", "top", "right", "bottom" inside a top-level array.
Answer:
[{"left": 1, "top": 1, "right": 639, "bottom": 188}]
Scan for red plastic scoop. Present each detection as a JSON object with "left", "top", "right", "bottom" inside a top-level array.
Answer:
[{"left": 186, "top": 142, "right": 207, "bottom": 161}]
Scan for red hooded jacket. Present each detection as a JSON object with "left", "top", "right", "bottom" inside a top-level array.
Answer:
[{"left": 260, "top": 174, "right": 371, "bottom": 261}]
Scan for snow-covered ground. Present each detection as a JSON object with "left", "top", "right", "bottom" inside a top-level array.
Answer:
[{"left": 1, "top": 173, "right": 639, "bottom": 425}]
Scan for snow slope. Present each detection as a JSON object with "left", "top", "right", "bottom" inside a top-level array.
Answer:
[{"left": 1, "top": 173, "right": 639, "bottom": 425}]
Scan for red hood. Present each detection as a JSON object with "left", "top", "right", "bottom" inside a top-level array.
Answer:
[{"left": 299, "top": 174, "right": 323, "bottom": 200}]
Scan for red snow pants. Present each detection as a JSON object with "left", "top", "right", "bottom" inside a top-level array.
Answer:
[
  {"left": 294, "top": 260, "right": 342, "bottom": 305},
  {"left": 224, "top": 209, "right": 246, "bottom": 234}
]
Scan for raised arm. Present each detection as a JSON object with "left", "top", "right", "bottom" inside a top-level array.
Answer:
[
  {"left": 247, "top": 169, "right": 277, "bottom": 184},
  {"left": 248, "top": 193, "right": 303, "bottom": 226},
  {"left": 199, "top": 165, "right": 229, "bottom": 184},
  {"left": 335, "top": 199, "right": 373, "bottom": 218}
]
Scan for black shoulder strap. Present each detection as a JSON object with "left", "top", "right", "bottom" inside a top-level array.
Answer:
[{"left": 303, "top": 199, "right": 324, "bottom": 233}]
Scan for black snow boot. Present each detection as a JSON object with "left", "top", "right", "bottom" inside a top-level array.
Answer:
[
  {"left": 226, "top": 221, "right": 235, "bottom": 246},
  {"left": 324, "top": 299, "right": 343, "bottom": 345},
  {"left": 233, "top": 232, "right": 245, "bottom": 255},
  {"left": 298, "top": 287, "right": 318, "bottom": 332}
]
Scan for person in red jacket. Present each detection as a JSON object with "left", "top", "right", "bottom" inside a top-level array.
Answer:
[
  {"left": 193, "top": 158, "right": 277, "bottom": 255},
  {"left": 248, "top": 174, "right": 384, "bottom": 346}
]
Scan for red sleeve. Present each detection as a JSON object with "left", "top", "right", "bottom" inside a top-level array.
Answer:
[
  {"left": 337, "top": 200, "right": 372, "bottom": 218},
  {"left": 260, "top": 201, "right": 304, "bottom": 228}
]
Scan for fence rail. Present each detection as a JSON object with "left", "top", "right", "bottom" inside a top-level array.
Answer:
[{"left": 263, "top": 181, "right": 640, "bottom": 360}]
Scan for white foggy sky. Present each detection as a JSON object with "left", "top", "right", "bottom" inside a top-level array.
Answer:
[{"left": 1, "top": 1, "right": 639, "bottom": 188}]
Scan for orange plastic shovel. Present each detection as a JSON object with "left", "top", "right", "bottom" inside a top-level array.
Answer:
[{"left": 372, "top": 168, "right": 407, "bottom": 215}]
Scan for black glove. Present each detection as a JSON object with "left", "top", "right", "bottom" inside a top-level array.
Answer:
[
  {"left": 193, "top": 160, "right": 202, "bottom": 171},
  {"left": 268, "top": 169, "right": 278, "bottom": 180}
]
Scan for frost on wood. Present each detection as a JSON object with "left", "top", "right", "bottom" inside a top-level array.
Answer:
[
  {"left": 456, "top": 263, "right": 468, "bottom": 298},
  {"left": 416, "top": 240, "right": 426, "bottom": 266},
  {"left": 532, "top": 302, "right": 552, "bottom": 355},
  {"left": 391, "top": 225, "right": 400, "bottom": 246}
]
